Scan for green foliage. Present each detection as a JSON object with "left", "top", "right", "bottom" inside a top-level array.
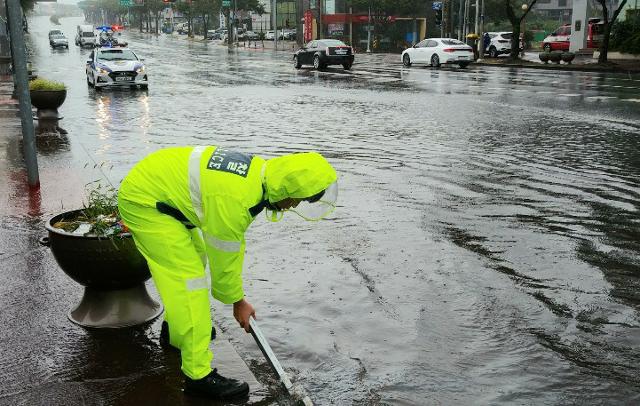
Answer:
[
  {"left": 29, "top": 78, "right": 66, "bottom": 91},
  {"left": 53, "top": 183, "right": 127, "bottom": 237},
  {"left": 610, "top": 16, "right": 640, "bottom": 54}
]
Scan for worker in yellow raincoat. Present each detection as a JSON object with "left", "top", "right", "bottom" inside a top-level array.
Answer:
[{"left": 118, "top": 146, "right": 338, "bottom": 400}]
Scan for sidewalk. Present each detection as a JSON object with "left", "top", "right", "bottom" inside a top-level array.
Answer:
[{"left": 0, "top": 76, "right": 268, "bottom": 405}]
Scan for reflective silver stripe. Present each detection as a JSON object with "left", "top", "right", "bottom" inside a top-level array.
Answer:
[
  {"left": 189, "top": 146, "right": 206, "bottom": 224},
  {"left": 204, "top": 232, "right": 242, "bottom": 253},
  {"left": 186, "top": 276, "right": 208, "bottom": 291}
]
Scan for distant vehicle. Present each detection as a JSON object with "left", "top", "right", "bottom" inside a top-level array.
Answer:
[
  {"left": 542, "top": 19, "right": 604, "bottom": 51},
  {"left": 265, "top": 30, "right": 275, "bottom": 40},
  {"left": 48, "top": 29, "right": 63, "bottom": 41},
  {"left": 75, "top": 24, "right": 96, "bottom": 47},
  {"left": 293, "top": 39, "right": 354, "bottom": 70},
  {"left": 50, "top": 34, "right": 69, "bottom": 49},
  {"left": 402, "top": 38, "right": 474, "bottom": 68},
  {"left": 485, "top": 32, "right": 523, "bottom": 58},
  {"left": 280, "top": 29, "right": 295, "bottom": 40},
  {"left": 242, "top": 31, "right": 259, "bottom": 41},
  {"left": 85, "top": 47, "right": 148, "bottom": 90}
]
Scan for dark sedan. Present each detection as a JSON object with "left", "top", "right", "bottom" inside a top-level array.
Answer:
[{"left": 293, "top": 39, "right": 354, "bottom": 71}]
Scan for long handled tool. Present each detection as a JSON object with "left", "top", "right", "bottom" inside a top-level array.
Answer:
[{"left": 249, "top": 317, "right": 313, "bottom": 406}]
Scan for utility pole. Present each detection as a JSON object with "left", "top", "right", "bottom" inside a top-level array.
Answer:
[
  {"left": 366, "top": 2, "right": 371, "bottom": 52},
  {"left": 296, "top": 0, "right": 303, "bottom": 47},
  {"left": 458, "top": 0, "right": 463, "bottom": 40},
  {"left": 273, "top": 0, "right": 277, "bottom": 50},
  {"left": 318, "top": 0, "right": 322, "bottom": 39},
  {"left": 6, "top": 0, "right": 39, "bottom": 187}
]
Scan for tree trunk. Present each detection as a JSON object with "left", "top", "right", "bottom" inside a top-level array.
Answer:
[
  {"left": 598, "top": 23, "right": 611, "bottom": 63},
  {"left": 509, "top": 21, "right": 521, "bottom": 59}
]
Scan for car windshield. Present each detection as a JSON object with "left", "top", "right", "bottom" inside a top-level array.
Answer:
[
  {"left": 320, "top": 40, "right": 346, "bottom": 47},
  {"left": 501, "top": 33, "right": 513, "bottom": 39},
  {"left": 52, "top": 35, "right": 66, "bottom": 39},
  {"left": 97, "top": 49, "right": 138, "bottom": 61},
  {"left": 441, "top": 39, "right": 465, "bottom": 45}
]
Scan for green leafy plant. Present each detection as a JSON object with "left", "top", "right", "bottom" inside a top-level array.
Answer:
[
  {"left": 53, "top": 183, "right": 128, "bottom": 238},
  {"left": 29, "top": 77, "right": 66, "bottom": 91}
]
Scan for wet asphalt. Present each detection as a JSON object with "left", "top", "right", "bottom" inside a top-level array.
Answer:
[{"left": 2, "top": 14, "right": 640, "bottom": 405}]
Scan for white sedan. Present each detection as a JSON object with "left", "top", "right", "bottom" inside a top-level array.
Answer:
[
  {"left": 85, "top": 47, "right": 148, "bottom": 90},
  {"left": 402, "top": 38, "right": 474, "bottom": 68}
]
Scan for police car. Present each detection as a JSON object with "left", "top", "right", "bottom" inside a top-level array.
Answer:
[{"left": 85, "top": 47, "right": 148, "bottom": 89}]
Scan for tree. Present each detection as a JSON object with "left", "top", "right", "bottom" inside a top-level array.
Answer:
[
  {"left": 504, "top": 0, "right": 536, "bottom": 60},
  {"left": 146, "top": 0, "right": 165, "bottom": 34},
  {"left": 595, "top": 0, "right": 628, "bottom": 63},
  {"left": 193, "top": 0, "right": 221, "bottom": 39}
]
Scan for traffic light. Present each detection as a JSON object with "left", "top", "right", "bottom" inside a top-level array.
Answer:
[{"left": 435, "top": 9, "right": 442, "bottom": 26}]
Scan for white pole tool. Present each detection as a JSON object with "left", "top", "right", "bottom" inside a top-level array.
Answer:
[{"left": 249, "top": 317, "right": 313, "bottom": 406}]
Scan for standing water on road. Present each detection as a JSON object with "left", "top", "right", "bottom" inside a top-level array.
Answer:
[{"left": 7, "top": 15, "right": 640, "bottom": 405}]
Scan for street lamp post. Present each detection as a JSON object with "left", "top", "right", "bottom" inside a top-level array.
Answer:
[
  {"left": 521, "top": 3, "right": 528, "bottom": 58},
  {"left": 366, "top": 3, "right": 371, "bottom": 53}
]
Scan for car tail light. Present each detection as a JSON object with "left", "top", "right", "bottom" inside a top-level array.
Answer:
[
  {"left": 350, "top": 46, "right": 354, "bottom": 54},
  {"left": 443, "top": 48, "right": 455, "bottom": 53}
]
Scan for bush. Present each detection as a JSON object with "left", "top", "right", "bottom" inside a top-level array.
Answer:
[
  {"left": 610, "top": 16, "right": 640, "bottom": 55},
  {"left": 29, "top": 77, "right": 66, "bottom": 91}
]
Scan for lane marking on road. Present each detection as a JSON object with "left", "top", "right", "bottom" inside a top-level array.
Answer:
[
  {"left": 557, "top": 93, "right": 583, "bottom": 97},
  {"left": 586, "top": 96, "right": 618, "bottom": 101},
  {"left": 623, "top": 99, "right": 640, "bottom": 103}
]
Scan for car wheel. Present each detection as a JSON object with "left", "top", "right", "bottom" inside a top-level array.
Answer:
[
  {"left": 140, "top": 84, "right": 148, "bottom": 90},
  {"left": 431, "top": 54, "right": 440, "bottom": 68},
  {"left": 458, "top": 62, "right": 470, "bottom": 69},
  {"left": 489, "top": 47, "right": 498, "bottom": 58},
  {"left": 343, "top": 62, "right": 352, "bottom": 70},
  {"left": 402, "top": 53, "right": 412, "bottom": 67},
  {"left": 87, "top": 75, "right": 93, "bottom": 87},
  {"left": 294, "top": 56, "right": 301, "bottom": 69},
  {"left": 543, "top": 44, "right": 551, "bottom": 52},
  {"left": 313, "top": 55, "right": 325, "bottom": 71}
]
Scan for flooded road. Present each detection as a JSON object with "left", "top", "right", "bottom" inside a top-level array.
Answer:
[{"left": 8, "top": 15, "right": 640, "bottom": 405}]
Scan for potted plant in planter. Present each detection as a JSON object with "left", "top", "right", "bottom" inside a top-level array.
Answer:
[
  {"left": 40, "top": 184, "right": 163, "bottom": 328},
  {"left": 539, "top": 52, "right": 551, "bottom": 64},
  {"left": 548, "top": 51, "right": 563, "bottom": 64},
  {"left": 29, "top": 77, "right": 67, "bottom": 135},
  {"left": 561, "top": 51, "right": 575, "bottom": 64}
]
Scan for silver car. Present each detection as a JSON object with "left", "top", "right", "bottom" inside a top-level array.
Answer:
[{"left": 50, "top": 34, "right": 69, "bottom": 49}]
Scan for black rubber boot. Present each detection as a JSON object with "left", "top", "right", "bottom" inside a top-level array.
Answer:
[
  {"left": 184, "top": 368, "right": 249, "bottom": 400},
  {"left": 160, "top": 321, "right": 216, "bottom": 351}
]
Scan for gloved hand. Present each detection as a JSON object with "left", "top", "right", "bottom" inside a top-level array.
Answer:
[{"left": 233, "top": 298, "right": 256, "bottom": 333}]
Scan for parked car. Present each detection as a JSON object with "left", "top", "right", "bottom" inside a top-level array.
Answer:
[
  {"left": 265, "top": 30, "right": 275, "bottom": 40},
  {"left": 85, "top": 47, "right": 148, "bottom": 90},
  {"left": 293, "top": 39, "right": 354, "bottom": 70},
  {"left": 280, "top": 29, "right": 295, "bottom": 40},
  {"left": 48, "top": 29, "right": 63, "bottom": 41},
  {"left": 485, "top": 32, "right": 523, "bottom": 57},
  {"left": 541, "top": 19, "right": 604, "bottom": 51},
  {"left": 402, "top": 38, "right": 474, "bottom": 68},
  {"left": 49, "top": 34, "right": 69, "bottom": 49},
  {"left": 75, "top": 24, "right": 96, "bottom": 47},
  {"left": 242, "top": 31, "right": 259, "bottom": 41}
]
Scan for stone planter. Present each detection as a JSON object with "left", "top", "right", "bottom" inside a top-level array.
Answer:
[
  {"left": 29, "top": 89, "right": 66, "bottom": 110},
  {"left": 549, "top": 51, "right": 563, "bottom": 64},
  {"left": 539, "top": 52, "right": 551, "bottom": 64},
  {"left": 41, "top": 209, "right": 163, "bottom": 328},
  {"left": 561, "top": 52, "right": 576, "bottom": 64},
  {"left": 29, "top": 89, "right": 67, "bottom": 135}
]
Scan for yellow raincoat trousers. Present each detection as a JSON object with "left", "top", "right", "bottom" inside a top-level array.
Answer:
[{"left": 118, "top": 146, "right": 337, "bottom": 380}]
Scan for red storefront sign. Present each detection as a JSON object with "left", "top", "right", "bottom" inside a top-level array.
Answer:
[{"left": 304, "top": 10, "right": 313, "bottom": 42}]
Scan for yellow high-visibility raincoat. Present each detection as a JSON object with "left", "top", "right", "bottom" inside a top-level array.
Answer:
[{"left": 118, "top": 146, "right": 337, "bottom": 380}]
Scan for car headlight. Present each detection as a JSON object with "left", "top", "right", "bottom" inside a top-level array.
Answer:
[
  {"left": 98, "top": 67, "right": 109, "bottom": 74},
  {"left": 136, "top": 66, "right": 145, "bottom": 73}
]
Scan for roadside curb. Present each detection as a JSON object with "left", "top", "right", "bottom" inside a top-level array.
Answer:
[{"left": 473, "top": 60, "right": 640, "bottom": 74}]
